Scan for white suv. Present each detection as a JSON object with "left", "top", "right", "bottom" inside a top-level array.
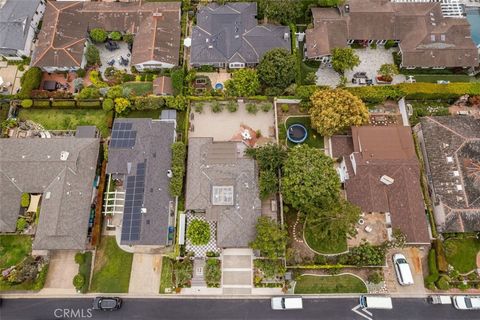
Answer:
[
  {"left": 393, "top": 253, "right": 414, "bottom": 286},
  {"left": 453, "top": 296, "right": 480, "bottom": 310}
]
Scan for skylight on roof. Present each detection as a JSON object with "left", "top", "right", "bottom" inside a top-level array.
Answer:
[{"left": 212, "top": 186, "right": 234, "bottom": 206}]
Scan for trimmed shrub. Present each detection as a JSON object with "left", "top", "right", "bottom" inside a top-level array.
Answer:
[
  {"left": 165, "top": 95, "right": 187, "bottom": 111},
  {"left": 102, "top": 98, "right": 114, "bottom": 111},
  {"left": 367, "top": 271, "right": 384, "bottom": 284},
  {"left": 75, "top": 252, "right": 86, "bottom": 265},
  {"left": 187, "top": 219, "right": 211, "bottom": 245},
  {"left": 133, "top": 96, "right": 165, "bottom": 110},
  {"left": 18, "top": 67, "right": 42, "bottom": 99},
  {"left": 246, "top": 103, "right": 258, "bottom": 114},
  {"left": 226, "top": 101, "right": 238, "bottom": 112},
  {"left": 78, "top": 87, "right": 101, "bottom": 99},
  {"left": 85, "top": 45, "right": 100, "bottom": 67},
  {"left": 16, "top": 217, "right": 27, "bottom": 231},
  {"left": 32, "top": 100, "right": 50, "bottom": 108},
  {"left": 400, "top": 83, "right": 480, "bottom": 100},
  {"left": 76, "top": 100, "right": 101, "bottom": 108},
  {"left": 384, "top": 40, "right": 396, "bottom": 49},
  {"left": 425, "top": 273, "right": 440, "bottom": 283},
  {"left": 90, "top": 28, "right": 107, "bottom": 43},
  {"left": 280, "top": 104, "right": 289, "bottom": 113},
  {"left": 170, "top": 141, "right": 186, "bottom": 197},
  {"left": 171, "top": 69, "right": 185, "bottom": 96},
  {"left": 21, "top": 99, "right": 33, "bottom": 108},
  {"left": 346, "top": 85, "right": 405, "bottom": 104},
  {"left": 434, "top": 239, "right": 448, "bottom": 273},
  {"left": 21, "top": 193, "right": 30, "bottom": 207},
  {"left": 194, "top": 102, "right": 204, "bottom": 113},
  {"left": 73, "top": 273, "right": 85, "bottom": 290},
  {"left": 51, "top": 100, "right": 76, "bottom": 108},
  {"left": 435, "top": 275, "right": 451, "bottom": 290},
  {"left": 109, "top": 31, "right": 122, "bottom": 41},
  {"left": 260, "top": 102, "right": 272, "bottom": 112},
  {"left": 428, "top": 248, "right": 438, "bottom": 275},
  {"left": 211, "top": 101, "right": 223, "bottom": 113}
]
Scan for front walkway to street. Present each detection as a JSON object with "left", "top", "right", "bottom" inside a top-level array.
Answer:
[{"left": 128, "top": 254, "right": 162, "bottom": 295}]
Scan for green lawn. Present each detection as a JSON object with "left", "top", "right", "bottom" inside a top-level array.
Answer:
[
  {"left": 294, "top": 274, "right": 367, "bottom": 294},
  {"left": 123, "top": 109, "right": 161, "bottom": 119},
  {"left": 122, "top": 81, "right": 153, "bottom": 96},
  {"left": 90, "top": 236, "right": 133, "bottom": 293},
  {"left": 78, "top": 252, "right": 93, "bottom": 293},
  {"left": 285, "top": 116, "right": 324, "bottom": 149},
  {"left": 408, "top": 100, "right": 451, "bottom": 126},
  {"left": 159, "top": 257, "right": 173, "bottom": 294},
  {"left": 0, "top": 235, "right": 32, "bottom": 269},
  {"left": 411, "top": 74, "right": 478, "bottom": 83},
  {"left": 304, "top": 216, "right": 347, "bottom": 254},
  {"left": 18, "top": 109, "right": 112, "bottom": 137},
  {"left": 444, "top": 237, "right": 480, "bottom": 273}
]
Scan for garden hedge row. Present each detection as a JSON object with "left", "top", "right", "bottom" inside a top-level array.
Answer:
[
  {"left": 23, "top": 99, "right": 102, "bottom": 109},
  {"left": 399, "top": 83, "right": 480, "bottom": 100},
  {"left": 170, "top": 141, "right": 186, "bottom": 197},
  {"left": 18, "top": 67, "right": 42, "bottom": 99}
]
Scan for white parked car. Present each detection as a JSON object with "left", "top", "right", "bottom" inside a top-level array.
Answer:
[
  {"left": 453, "top": 296, "right": 480, "bottom": 310},
  {"left": 393, "top": 253, "right": 414, "bottom": 286},
  {"left": 271, "top": 297, "right": 303, "bottom": 310}
]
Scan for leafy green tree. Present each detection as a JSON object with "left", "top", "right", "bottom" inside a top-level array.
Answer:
[
  {"left": 187, "top": 219, "right": 211, "bottom": 245},
  {"left": 262, "top": 0, "right": 303, "bottom": 24},
  {"left": 331, "top": 47, "right": 360, "bottom": 74},
  {"left": 114, "top": 97, "right": 130, "bottom": 114},
  {"left": 89, "top": 28, "right": 107, "bottom": 43},
  {"left": 85, "top": 44, "right": 100, "bottom": 67},
  {"left": 21, "top": 100, "right": 33, "bottom": 109},
  {"left": 171, "top": 69, "right": 185, "bottom": 96},
  {"left": 102, "top": 98, "right": 114, "bottom": 111},
  {"left": 225, "top": 69, "right": 260, "bottom": 97},
  {"left": 73, "top": 273, "right": 85, "bottom": 290},
  {"left": 257, "top": 48, "right": 296, "bottom": 89},
  {"left": 309, "top": 88, "right": 369, "bottom": 136},
  {"left": 17, "top": 67, "right": 42, "bottom": 99},
  {"left": 318, "top": 0, "right": 345, "bottom": 7},
  {"left": 165, "top": 95, "right": 187, "bottom": 111},
  {"left": 78, "top": 86, "right": 100, "bottom": 99},
  {"left": 106, "top": 86, "right": 123, "bottom": 99},
  {"left": 346, "top": 241, "right": 386, "bottom": 266},
  {"left": 306, "top": 198, "right": 360, "bottom": 249},
  {"left": 259, "top": 170, "right": 278, "bottom": 199},
  {"left": 246, "top": 144, "right": 287, "bottom": 172},
  {"left": 250, "top": 217, "right": 288, "bottom": 259},
  {"left": 281, "top": 145, "right": 340, "bottom": 212},
  {"left": 378, "top": 63, "right": 399, "bottom": 82}
]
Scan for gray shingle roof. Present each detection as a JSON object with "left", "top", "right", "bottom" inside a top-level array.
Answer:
[
  {"left": 420, "top": 116, "right": 480, "bottom": 232},
  {"left": 185, "top": 138, "right": 261, "bottom": 248},
  {"left": 0, "top": 135, "right": 99, "bottom": 250},
  {"left": 106, "top": 119, "right": 175, "bottom": 246},
  {"left": 190, "top": 2, "right": 291, "bottom": 66},
  {"left": 0, "top": 0, "right": 41, "bottom": 52}
]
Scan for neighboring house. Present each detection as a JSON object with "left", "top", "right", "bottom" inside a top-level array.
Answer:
[
  {"left": 391, "top": 0, "right": 464, "bottom": 18},
  {"left": 0, "top": 0, "right": 45, "bottom": 60},
  {"left": 0, "top": 127, "right": 100, "bottom": 254},
  {"left": 185, "top": 138, "right": 261, "bottom": 248},
  {"left": 106, "top": 118, "right": 176, "bottom": 247},
  {"left": 416, "top": 116, "right": 480, "bottom": 233},
  {"left": 153, "top": 76, "right": 173, "bottom": 96},
  {"left": 331, "top": 126, "right": 430, "bottom": 244},
  {"left": 190, "top": 2, "right": 291, "bottom": 68},
  {"left": 31, "top": 1, "right": 181, "bottom": 72},
  {"left": 305, "top": 0, "right": 478, "bottom": 69}
]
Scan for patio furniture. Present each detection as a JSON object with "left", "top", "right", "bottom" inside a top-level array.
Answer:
[
  {"left": 358, "top": 218, "right": 365, "bottom": 225},
  {"left": 364, "top": 225, "right": 373, "bottom": 233},
  {"left": 107, "top": 59, "right": 115, "bottom": 66},
  {"left": 105, "top": 40, "right": 119, "bottom": 51}
]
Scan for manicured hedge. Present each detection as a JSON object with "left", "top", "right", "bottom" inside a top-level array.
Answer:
[
  {"left": 170, "top": 141, "right": 186, "bottom": 197},
  {"left": 346, "top": 85, "right": 405, "bottom": 104},
  {"left": 399, "top": 83, "right": 480, "bottom": 100},
  {"left": 32, "top": 100, "right": 50, "bottom": 108},
  {"left": 76, "top": 100, "right": 101, "bottom": 108},
  {"left": 18, "top": 67, "right": 42, "bottom": 99},
  {"left": 52, "top": 100, "right": 76, "bottom": 108},
  {"left": 434, "top": 239, "right": 449, "bottom": 273},
  {"left": 24, "top": 99, "right": 102, "bottom": 109}
]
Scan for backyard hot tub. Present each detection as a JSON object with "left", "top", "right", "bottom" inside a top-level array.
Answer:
[
  {"left": 287, "top": 124, "right": 308, "bottom": 144},
  {"left": 215, "top": 82, "right": 224, "bottom": 90}
]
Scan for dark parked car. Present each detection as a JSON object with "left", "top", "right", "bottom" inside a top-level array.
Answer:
[{"left": 92, "top": 297, "right": 122, "bottom": 311}]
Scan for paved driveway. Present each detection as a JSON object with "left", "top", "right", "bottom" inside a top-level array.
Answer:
[
  {"left": 128, "top": 254, "right": 162, "bottom": 294},
  {"left": 42, "top": 251, "right": 78, "bottom": 294},
  {"left": 222, "top": 248, "right": 253, "bottom": 294},
  {"left": 384, "top": 247, "right": 426, "bottom": 295}
]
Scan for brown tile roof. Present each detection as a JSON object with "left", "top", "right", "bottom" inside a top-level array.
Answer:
[
  {"left": 333, "top": 126, "right": 430, "bottom": 244},
  {"left": 330, "top": 135, "right": 354, "bottom": 159},
  {"left": 305, "top": 0, "right": 478, "bottom": 68},
  {"left": 32, "top": 1, "right": 181, "bottom": 68},
  {"left": 153, "top": 76, "right": 173, "bottom": 96}
]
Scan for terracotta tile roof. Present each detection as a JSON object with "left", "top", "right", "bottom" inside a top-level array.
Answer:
[
  {"left": 32, "top": 1, "right": 181, "bottom": 68},
  {"left": 153, "top": 76, "right": 173, "bottom": 96},
  {"left": 333, "top": 126, "right": 430, "bottom": 244},
  {"left": 305, "top": 0, "right": 478, "bottom": 68}
]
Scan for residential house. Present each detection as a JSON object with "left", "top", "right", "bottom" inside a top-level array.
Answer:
[
  {"left": 416, "top": 116, "right": 480, "bottom": 233},
  {"left": 185, "top": 138, "right": 261, "bottom": 248},
  {"left": 305, "top": 0, "right": 478, "bottom": 69},
  {"left": 153, "top": 76, "right": 173, "bottom": 96},
  {"left": 106, "top": 118, "right": 176, "bottom": 247},
  {"left": 0, "top": 127, "right": 100, "bottom": 254},
  {"left": 190, "top": 2, "right": 291, "bottom": 68},
  {"left": 331, "top": 126, "right": 430, "bottom": 244},
  {"left": 31, "top": 1, "right": 181, "bottom": 72},
  {"left": 0, "top": 0, "right": 45, "bottom": 60}
]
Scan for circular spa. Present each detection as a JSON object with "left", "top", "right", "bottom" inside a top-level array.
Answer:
[
  {"left": 214, "top": 82, "right": 224, "bottom": 90},
  {"left": 287, "top": 124, "right": 308, "bottom": 144}
]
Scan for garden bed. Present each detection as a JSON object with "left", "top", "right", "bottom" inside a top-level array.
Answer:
[
  {"left": 122, "top": 81, "right": 153, "bottom": 96},
  {"left": 159, "top": 257, "right": 173, "bottom": 294},
  {"left": 304, "top": 216, "right": 347, "bottom": 255},
  {"left": 408, "top": 100, "right": 451, "bottom": 125},
  {"left": 444, "top": 236, "right": 480, "bottom": 274},
  {"left": 90, "top": 236, "right": 133, "bottom": 293},
  {"left": 294, "top": 274, "right": 367, "bottom": 294}
]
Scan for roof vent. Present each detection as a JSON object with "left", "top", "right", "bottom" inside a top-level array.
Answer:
[
  {"left": 453, "top": 171, "right": 460, "bottom": 177},
  {"left": 284, "top": 32, "right": 289, "bottom": 40},
  {"left": 167, "top": 170, "right": 173, "bottom": 178},
  {"left": 45, "top": 192, "right": 51, "bottom": 199},
  {"left": 141, "top": 208, "right": 147, "bottom": 214},
  {"left": 208, "top": 45, "right": 213, "bottom": 49},
  {"left": 380, "top": 175, "right": 394, "bottom": 185},
  {"left": 456, "top": 184, "right": 463, "bottom": 191},
  {"left": 446, "top": 156, "right": 453, "bottom": 163},
  {"left": 60, "top": 151, "right": 69, "bottom": 161},
  {"left": 153, "top": 12, "right": 163, "bottom": 17}
]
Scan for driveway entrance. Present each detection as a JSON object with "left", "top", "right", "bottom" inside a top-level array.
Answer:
[
  {"left": 222, "top": 248, "right": 253, "bottom": 294},
  {"left": 42, "top": 251, "right": 78, "bottom": 294},
  {"left": 128, "top": 253, "right": 162, "bottom": 294}
]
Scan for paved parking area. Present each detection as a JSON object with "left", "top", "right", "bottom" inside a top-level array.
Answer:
[
  {"left": 222, "top": 248, "right": 253, "bottom": 295},
  {"left": 316, "top": 65, "right": 340, "bottom": 87},
  {"left": 97, "top": 42, "right": 131, "bottom": 75},
  {"left": 128, "top": 253, "right": 162, "bottom": 294},
  {"left": 345, "top": 48, "right": 406, "bottom": 86},
  {"left": 0, "top": 65, "right": 21, "bottom": 95},
  {"left": 384, "top": 247, "right": 427, "bottom": 295},
  {"left": 42, "top": 251, "right": 78, "bottom": 294}
]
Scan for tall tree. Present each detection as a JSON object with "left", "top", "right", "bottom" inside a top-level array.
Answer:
[
  {"left": 331, "top": 47, "right": 360, "bottom": 74},
  {"left": 246, "top": 143, "right": 287, "bottom": 172},
  {"left": 257, "top": 48, "right": 296, "bottom": 89},
  {"left": 225, "top": 68, "right": 260, "bottom": 97},
  {"left": 309, "top": 88, "right": 369, "bottom": 136},
  {"left": 261, "top": 0, "right": 303, "bottom": 24},
  {"left": 281, "top": 145, "right": 340, "bottom": 212},
  {"left": 250, "top": 217, "right": 288, "bottom": 259}
]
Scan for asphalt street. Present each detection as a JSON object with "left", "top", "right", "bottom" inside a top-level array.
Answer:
[{"left": 1, "top": 297, "right": 480, "bottom": 320}]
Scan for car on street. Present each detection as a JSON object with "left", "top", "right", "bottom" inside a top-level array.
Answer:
[
  {"left": 393, "top": 253, "right": 414, "bottom": 285},
  {"left": 92, "top": 297, "right": 122, "bottom": 311},
  {"left": 271, "top": 297, "right": 303, "bottom": 310},
  {"left": 452, "top": 296, "right": 480, "bottom": 310}
]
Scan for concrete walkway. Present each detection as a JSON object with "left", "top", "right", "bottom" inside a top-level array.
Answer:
[
  {"left": 222, "top": 248, "right": 253, "bottom": 295},
  {"left": 128, "top": 254, "right": 162, "bottom": 295},
  {"left": 41, "top": 251, "right": 78, "bottom": 295}
]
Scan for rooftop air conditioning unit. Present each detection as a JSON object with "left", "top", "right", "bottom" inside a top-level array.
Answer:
[
  {"left": 380, "top": 175, "right": 394, "bottom": 185},
  {"left": 167, "top": 170, "right": 173, "bottom": 178},
  {"left": 141, "top": 208, "right": 147, "bottom": 214},
  {"left": 60, "top": 151, "right": 69, "bottom": 161}
]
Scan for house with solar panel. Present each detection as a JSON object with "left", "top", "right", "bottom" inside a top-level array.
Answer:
[{"left": 105, "top": 116, "right": 177, "bottom": 247}]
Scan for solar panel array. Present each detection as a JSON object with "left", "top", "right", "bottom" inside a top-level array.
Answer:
[
  {"left": 121, "top": 161, "right": 146, "bottom": 242},
  {"left": 110, "top": 122, "right": 137, "bottom": 149}
]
